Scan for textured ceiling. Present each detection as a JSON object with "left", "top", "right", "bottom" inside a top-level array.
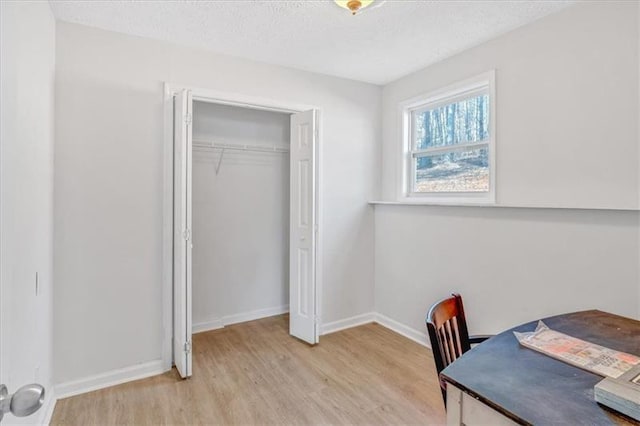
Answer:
[{"left": 49, "top": 0, "right": 577, "bottom": 85}]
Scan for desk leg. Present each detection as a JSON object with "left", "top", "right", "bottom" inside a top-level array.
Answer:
[
  {"left": 445, "top": 383, "right": 519, "bottom": 426},
  {"left": 446, "top": 384, "right": 463, "bottom": 426}
]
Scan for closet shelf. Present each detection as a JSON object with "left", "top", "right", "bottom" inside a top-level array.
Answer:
[{"left": 193, "top": 140, "right": 290, "bottom": 154}]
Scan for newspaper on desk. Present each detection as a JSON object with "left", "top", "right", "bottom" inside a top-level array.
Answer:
[{"left": 514, "top": 321, "right": 640, "bottom": 378}]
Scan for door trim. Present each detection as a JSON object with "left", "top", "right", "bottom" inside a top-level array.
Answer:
[{"left": 162, "top": 83, "right": 324, "bottom": 370}]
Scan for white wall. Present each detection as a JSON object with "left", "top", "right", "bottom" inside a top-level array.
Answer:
[
  {"left": 376, "top": 1, "right": 640, "bottom": 339},
  {"left": 382, "top": 1, "right": 639, "bottom": 209},
  {"left": 54, "top": 22, "right": 380, "bottom": 384},
  {"left": 0, "top": 1, "right": 56, "bottom": 423},
  {"left": 376, "top": 206, "right": 639, "bottom": 336},
  {"left": 192, "top": 102, "right": 290, "bottom": 330}
]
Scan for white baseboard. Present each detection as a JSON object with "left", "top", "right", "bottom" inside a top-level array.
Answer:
[
  {"left": 224, "top": 305, "right": 289, "bottom": 326},
  {"left": 321, "top": 312, "right": 375, "bottom": 335},
  {"left": 193, "top": 305, "right": 289, "bottom": 334},
  {"left": 38, "top": 387, "right": 57, "bottom": 425},
  {"left": 192, "top": 318, "right": 224, "bottom": 334},
  {"left": 320, "top": 312, "right": 429, "bottom": 349},
  {"left": 55, "top": 359, "right": 165, "bottom": 400},
  {"left": 374, "top": 313, "right": 430, "bottom": 348}
]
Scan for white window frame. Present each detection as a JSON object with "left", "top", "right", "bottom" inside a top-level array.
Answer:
[{"left": 398, "top": 70, "right": 496, "bottom": 204}]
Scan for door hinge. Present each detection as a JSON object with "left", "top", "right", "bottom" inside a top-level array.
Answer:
[
  {"left": 184, "top": 341, "right": 192, "bottom": 354},
  {"left": 184, "top": 113, "right": 193, "bottom": 126},
  {"left": 183, "top": 228, "right": 191, "bottom": 241}
]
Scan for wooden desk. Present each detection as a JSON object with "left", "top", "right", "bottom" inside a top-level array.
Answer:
[{"left": 440, "top": 310, "right": 640, "bottom": 425}]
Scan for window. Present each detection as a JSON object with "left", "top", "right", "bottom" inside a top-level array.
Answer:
[{"left": 400, "top": 71, "right": 495, "bottom": 203}]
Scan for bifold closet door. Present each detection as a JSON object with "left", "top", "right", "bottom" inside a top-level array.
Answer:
[
  {"left": 289, "top": 109, "right": 318, "bottom": 345},
  {"left": 173, "top": 89, "right": 193, "bottom": 378}
]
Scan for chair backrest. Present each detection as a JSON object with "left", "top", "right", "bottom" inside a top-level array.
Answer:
[{"left": 426, "top": 293, "right": 471, "bottom": 377}]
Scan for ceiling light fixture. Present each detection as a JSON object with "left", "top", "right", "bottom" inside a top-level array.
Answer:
[{"left": 334, "top": 0, "right": 374, "bottom": 16}]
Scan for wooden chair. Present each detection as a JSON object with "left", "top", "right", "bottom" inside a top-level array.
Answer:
[{"left": 426, "top": 293, "right": 491, "bottom": 405}]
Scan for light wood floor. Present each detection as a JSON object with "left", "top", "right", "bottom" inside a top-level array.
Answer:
[{"left": 51, "top": 315, "right": 445, "bottom": 425}]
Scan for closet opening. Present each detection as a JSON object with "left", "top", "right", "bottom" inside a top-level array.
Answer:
[
  {"left": 192, "top": 100, "right": 292, "bottom": 334},
  {"left": 163, "top": 85, "right": 322, "bottom": 379}
]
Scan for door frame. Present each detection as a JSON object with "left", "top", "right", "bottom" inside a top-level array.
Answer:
[{"left": 162, "top": 83, "right": 324, "bottom": 370}]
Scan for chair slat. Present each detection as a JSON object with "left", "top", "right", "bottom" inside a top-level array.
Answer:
[
  {"left": 445, "top": 320, "right": 456, "bottom": 362},
  {"left": 451, "top": 316, "right": 462, "bottom": 357},
  {"left": 439, "top": 326, "right": 451, "bottom": 365}
]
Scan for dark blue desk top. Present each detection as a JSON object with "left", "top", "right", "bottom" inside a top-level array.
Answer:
[{"left": 441, "top": 310, "right": 640, "bottom": 425}]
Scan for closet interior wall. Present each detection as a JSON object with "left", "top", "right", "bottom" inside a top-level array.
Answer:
[{"left": 192, "top": 101, "right": 291, "bottom": 332}]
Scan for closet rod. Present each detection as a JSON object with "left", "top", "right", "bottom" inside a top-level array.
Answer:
[{"left": 193, "top": 140, "right": 290, "bottom": 154}]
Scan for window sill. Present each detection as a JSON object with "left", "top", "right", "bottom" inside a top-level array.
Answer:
[{"left": 368, "top": 200, "right": 639, "bottom": 212}]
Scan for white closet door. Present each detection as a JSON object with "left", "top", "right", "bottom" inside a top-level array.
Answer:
[
  {"left": 289, "top": 109, "right": 318, "bottom": 345},
  {"left": 173, "top": 89, "right": 193, "bottom": 378}
]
